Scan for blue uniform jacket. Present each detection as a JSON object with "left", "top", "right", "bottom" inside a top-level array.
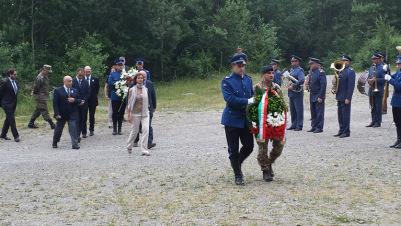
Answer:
[
  {"left": 390, "top": 70, "right": 401, "bottom": 108},
  {"left": 107, "top": 71, "right": 123, "bottom": 101},
  {"left": 309, "top": 68, "right": 327, "bottom": 102},
  {"left": 288, "top": 66, "right": 305, "bottom": 98},
  {"left": 336, "top": 66, "right": 356, "bottom": 101},
  {"left": 273, "top": 70, "right": 282, "bottom": 86},
  {"left": 368, "top": 62, "right": 385, "bottom": 94},
  {"left": 221, "top": 73, "right": 254, "bottom": 128}
]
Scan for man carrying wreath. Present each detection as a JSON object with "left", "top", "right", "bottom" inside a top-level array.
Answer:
[{"left": 247, "top": 65, "right": 286, "bottom": 182}]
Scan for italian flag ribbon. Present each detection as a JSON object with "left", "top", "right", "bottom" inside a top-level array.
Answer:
[{"left": 256, "top": 87, "right": 287, "bottom": 142}]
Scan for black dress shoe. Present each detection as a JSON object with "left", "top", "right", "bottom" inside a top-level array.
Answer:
[
  {"left": 148, "top": 143, "right": 156, "bottom": 149},
  {"left": 390, "top": 140, "right": 401, "bottom": 148},
  {"left": 287, "top": 127, "right": 295, "bottom": 130},
  {"left": 313, "top": 129, "right": 323, "bottom": 133},
  {"left": 394, "top": 143, "right": 401, "bottom": 149},
  {"left": 366, "top": 123, "right": 374, "bottom": 127},
  {"left": 118, "top": 131, "right": 123, "bottom": 135},
  {"left": 89, "top": 131, "right": 94, "bottom": 136},
  {"left": 235, "top": 177, "right": 245, "bottom": 186},
  {"left": 294, "top": 128, "right": 302, "bottom": 131},
  {"left": 307, "top": 128, "right": 315, "bottom": 132},
  {"left": 0, "top": 136, "right": 11, "bottom": 140},
  {"left": 339, "top": 133, "right": 350, "bottom": 138},
  {"left": 72, "top": 145, "right": 80, "bottom": 150},
  {"left": 334, "top": 132, "right": 342, "bottom": 137},
  {"left": 112, "top": 131, "right": 117, "bottom": 135},
  {"left": 82, "top": 134, "right": 87, "bottom": 138},
  {"left": 373, "top": 124, "right": 381, "bottom": 128},
  {"left": 14, "top": 137, "right": 21, "bottom": 142},
  {"left": 52, "top": 143, "right": 58, "bottom": 148}
]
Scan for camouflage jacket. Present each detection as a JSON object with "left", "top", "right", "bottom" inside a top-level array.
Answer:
[{"left": 32, "top": 73, "right": 50, "bottom": 99}]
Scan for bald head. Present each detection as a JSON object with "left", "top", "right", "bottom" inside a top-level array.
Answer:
[
  {"left": 63, "top": 76, "right": 73, "bottom": 88},
  {"left": 84, "top": 66, "right": 92, "bottom": 77}
]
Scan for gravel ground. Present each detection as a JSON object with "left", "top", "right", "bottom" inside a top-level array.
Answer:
[{"left": 1, "top": 76, "right": 401, "bottom": 225}]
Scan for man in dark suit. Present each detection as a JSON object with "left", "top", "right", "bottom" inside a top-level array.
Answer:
[
  {"left": 84, "top": 66, "right": 100, "bottom": 136},
  {"left": 72, "top": 68, "right": 90, "bottom": 139},
  {"left": 0, "top": 68, "right": 20, "bottom": 142},
  {"left": 134, "top": 70, "right": 157, "bottom": 149},
  {"left": 52, "top": 76, "right": 81, "bottom": 149}
]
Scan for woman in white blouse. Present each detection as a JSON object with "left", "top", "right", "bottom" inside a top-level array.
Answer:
[{"left": 126, "top": 71, "right": 150, "bottom": 156}]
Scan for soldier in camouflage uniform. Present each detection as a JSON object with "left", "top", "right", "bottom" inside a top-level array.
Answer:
[{"left": 28, "top": 65, "right": 55, "bottom": 129}]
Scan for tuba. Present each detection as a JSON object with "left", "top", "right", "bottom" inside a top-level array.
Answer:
[{"left": 330, "top": 60, "right": 345, "bottom": 94}]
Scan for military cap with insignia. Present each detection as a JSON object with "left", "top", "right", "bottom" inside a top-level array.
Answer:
[
  {"left": 341, "top": 54, "right": 352, "bottom": 62},
  {"left": 231, "top": 53, "right": 247, "bottom": 65},
  {"left": 290, "top": 55, "right": 302, "bottom": 62},
  {"left": 371, "top": 52, "right": 384, "bottom": 59},
  {"left": 270, "top": 59, "right": 280, "bottom": 64},
  {"left": 308, "top": 57, "right": 321, "bottom": 64}
]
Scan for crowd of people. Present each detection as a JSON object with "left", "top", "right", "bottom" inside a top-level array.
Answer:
[
  {"left": 0, "top": 57, "right": 157, "bottom": 155},
  {"left": 221, "top": 49, "right": 401, "bottom": 185}
]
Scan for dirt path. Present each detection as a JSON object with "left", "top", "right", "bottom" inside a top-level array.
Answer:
[{"left": 1, "top": 78, "right": 401, "bottom": 225}]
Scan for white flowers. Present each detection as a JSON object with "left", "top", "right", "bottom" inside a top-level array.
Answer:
[
  {"left": 266, "top": 112, "right": 285, "bottom": 127},
  {"left": 114, "top": 68, "right": 139, "bottom": 99}
]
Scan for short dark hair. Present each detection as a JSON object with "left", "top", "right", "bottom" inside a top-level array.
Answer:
[
  {"left": 6, "top": 68, "right": 17, "bottom": 77},
  {"left": 76, "top": 67, "right": 84, "bottom": 73}
]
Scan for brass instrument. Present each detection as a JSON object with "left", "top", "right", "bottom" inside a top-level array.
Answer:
[
  {"left": 282, "top": 69, "right": 303, "bottom": 92},
  {"left": 330, "top": 60, "right": 345, "bottom": 94},
  {"left": 371, "top": 64, "right": 380, "bottom": 93}
]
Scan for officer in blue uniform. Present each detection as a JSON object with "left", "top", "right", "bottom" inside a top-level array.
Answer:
[
  {"left": 367, "top": 52, "right": 386, "bottom": 128},
  {"left": 385, "top": 54, "right": 401, "bottom": 149},
  {"left": 307, "top": 58, "right": 327, "bottom": 133},
  {"left": 135, "top": 58, "right": 152, "bottom": 81},
  {"left": 271, "top": 59, "right": 282, "bottom": 86},
  {"left": 287, "top": 55, "right": 305, "bottom": 131},
  {"left": 221, "top": 53, "right": 254, "bottom": 186},
  {"left": 334, "top": 55, "right": 356, "bottom": 138}
]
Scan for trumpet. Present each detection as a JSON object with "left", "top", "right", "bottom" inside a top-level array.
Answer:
[
  {"left": 305, "top": 69, "right": 312, "bottom": 92},
  {"left": 371, "top": 64, "right": 380, "bottom": 93},
  {"left": 330, "top": 60, "right": 345, "bottom": 94}
]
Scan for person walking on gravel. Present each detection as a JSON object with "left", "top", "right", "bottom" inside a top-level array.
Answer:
[
  {"left": 126, "top": 71, "right": 151, "bottom": 156},
  {"left": 221, "top": 52, "right": 254, "bottom": 186},
  {"left": 28, "top": 65, "right": 56, "bottom": 130}
]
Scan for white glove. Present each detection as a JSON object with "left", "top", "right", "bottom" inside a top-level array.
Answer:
[
  {"left": 248, "top": 97, "right": 255, "bottom": 104},
  {"left": 385, "top": 74, "right": 392, "bottom": 81}
]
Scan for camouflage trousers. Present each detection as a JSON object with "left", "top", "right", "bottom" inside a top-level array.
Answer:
[
  {"left": 256, "top": 139, "right": 284, "bottom": 171},
  {"left": 30, "top": 97, "right": 52, "bottom": 122}
]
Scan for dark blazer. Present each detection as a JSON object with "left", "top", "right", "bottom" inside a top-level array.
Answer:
[
  {"left": 53, "top": 86, "right": 81, "bottom": 120},
  {"left": 86, "top": 75, "right": 100, "bottom": 106},
  {"left": 72, "top": 77, "right": 90, "bottom": 104},
  {"left": 145, "top": 80, "right": 157, "bottom": 112},
  {"left": 0, "top": 78, "right": 18, "bottom": 109}
]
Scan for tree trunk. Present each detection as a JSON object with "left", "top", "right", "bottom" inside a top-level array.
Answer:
[{"left": 31, "top": 0, "right": 35, "bottom": 67}]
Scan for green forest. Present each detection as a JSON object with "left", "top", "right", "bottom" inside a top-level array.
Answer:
[{"left": 1, "top": 0, "right": 401, "bottom": 88}]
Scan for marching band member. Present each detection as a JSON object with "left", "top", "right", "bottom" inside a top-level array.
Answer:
[
  {"left": 367, "top": 52, "right": 386, "bottom": 128},
  {"left": 287, "top": 55, "right": 305, "bottom": 131},
  {"left": 334, "top": 55, "right": 356, "bottom": 138},
  {"left": 270, "top": 59, "right": 282, "bottom": 86},
  {"left": 307, "top": 58, "right": 327, "bottom": 133},
  {"left": 221, "top": 53, "right": 254, "bottom": 186},
  {"left": 385, "top": 53, "right": 401, "bottom": 149}
]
